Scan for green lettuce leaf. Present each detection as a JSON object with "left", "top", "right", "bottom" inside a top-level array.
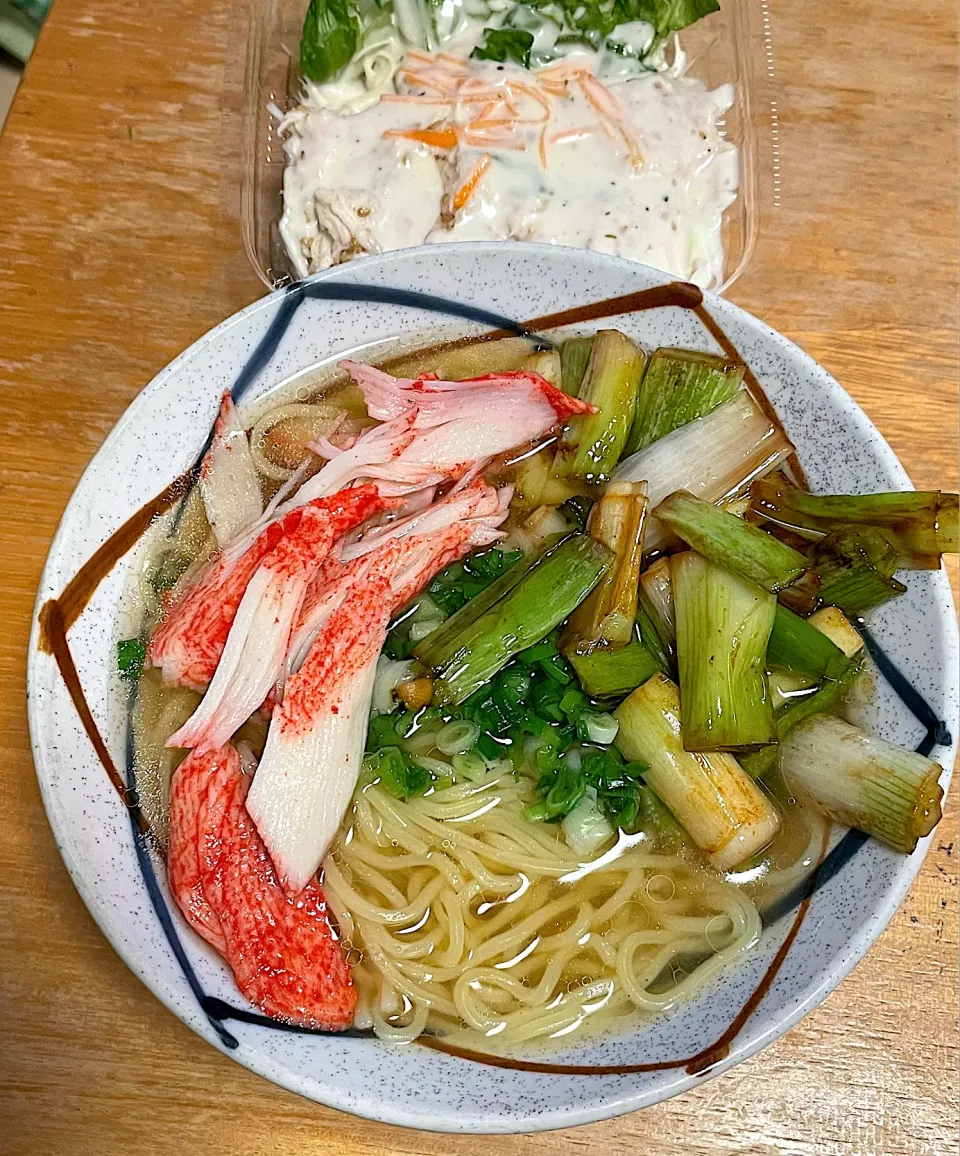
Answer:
[
  {"left": 301, "top": 0, "right": 359, "bottom": 83},
  {"left": 471, "top": 27, "right": 535, "bottom": 67}
]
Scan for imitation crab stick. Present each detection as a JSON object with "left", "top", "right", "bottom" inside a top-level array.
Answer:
[
  {"left": 148, "top": 486, "right": 385, "bottom": 692},
  {"left": 245, "top": 483, "right": 510, "bottom": 894},
  {"left": 277, "top": 366, "right": 593, "bottom": 512},
  {"left": 338, "top": 360, "right": 594, "bottom": 427},
  {"left": 286, "top": 481, "right": 509, "bottom": 678},
  {"left": 168, "top": 744, "right": 356, "bottom": 1028},
  {"left": 166, "top": 486, "right": 394, "bottom": 753}
]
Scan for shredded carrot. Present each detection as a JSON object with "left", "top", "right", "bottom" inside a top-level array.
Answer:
[
  {"left": 462, "top": 132, "right": 527, "bottom": 151},
  {"left": 536, "top": 61, "right": 585, "bottom": 81},
  {"left": 400, "top": 69, "right": 458, "bottom": 96},
  {"left": 383, "top": 127, "right": 459, "bottom": 149},
  {"left": 577, "top": 72, "right": 644, "bottom": 170},
  {"left": 457, "top": 85, "right": 510, "bottom": 100},
  {"left": 380, "top": 53, "right": 616, "bottom": 172},
  {"left": 436, "top": 52, "right": 472, "bottom": 68},
  {"left": 469, "top": 116, "right": 514, "bottom": 129},
  {"left": 503, "top": 80, "right": 551, "bottom": 166},
  {"left": 380, "top": 94, "right": 454, "bottom": 105},
  {"left": 406, "top": 49, "right": 448, "bottom": 67},
  {"left": 452, "top": 154, "right": 491, "bottom": 213},
  {"left": 506, "top": 81, "right": 551, "bottom": 121}
]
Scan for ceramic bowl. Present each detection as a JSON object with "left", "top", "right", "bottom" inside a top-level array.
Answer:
[{"left": 27, "top": 243, "right": 958, "bottom": 1133}]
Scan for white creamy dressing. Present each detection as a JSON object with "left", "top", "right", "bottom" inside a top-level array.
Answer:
[
  {"left": 279, "top": 24, "right": 738, "bottom": 287},
  {"left": 280, "top": 99, "right": 445, "bottom": 269}
]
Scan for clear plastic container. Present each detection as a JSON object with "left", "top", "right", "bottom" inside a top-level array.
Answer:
[{"left": 240, "top": 0, "right": 778, "bottom": 292}]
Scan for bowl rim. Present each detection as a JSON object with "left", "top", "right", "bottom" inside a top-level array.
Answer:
[{"left": 27, "top": 242, "right": 959, "bottom": 1133}]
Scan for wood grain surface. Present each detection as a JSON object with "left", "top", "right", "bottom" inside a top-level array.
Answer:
[{"left": 0, "top": 0, "right": 956, "bottom": 1153}]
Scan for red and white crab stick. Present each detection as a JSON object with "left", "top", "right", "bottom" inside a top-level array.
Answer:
[{"left": 246, "top": 482, "right": 511, "bottom": 894}]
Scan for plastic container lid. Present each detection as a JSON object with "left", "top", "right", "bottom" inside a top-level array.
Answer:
[{"left": 240, "top": 0, "right": 780, "bottom": 294}]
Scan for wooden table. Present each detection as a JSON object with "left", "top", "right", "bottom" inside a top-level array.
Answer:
[{"left": 0, "top": 1, "right": 956, "bottom": 1152}]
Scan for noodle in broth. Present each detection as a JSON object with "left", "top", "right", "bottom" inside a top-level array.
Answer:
[{"left": 323, "top": 769, "right": 764, "bottom": 1048}]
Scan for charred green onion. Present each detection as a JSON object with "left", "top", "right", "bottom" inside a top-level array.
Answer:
[
  {"left": 625, "top": 347, "right": 744, "bottom": 456},
  {"left": 672, "top": 552, "right": 777, "bottom": 750},
  {"left": 639, "top": 556, "right": 676, "bottom": 649},
  {"left": 425, "top": 536, "right": 612, "bottom": 705},
  {"left": 556, "top": 330, "right": 645, "bottom": 484},
  {"left": 811, "top": 526, "right": 907, "bottom": 615},
  {"left": 741, "top": 654, "right": 865, "bottom": 780},
  {"left": 568, "top": 638, "right": 660, "bottom": 698},
  {"left": 780, "top": 715, "right": 944, "bottom": 853},
  {"left": 414, "top": 545, "right": 548, "bottom": 668},
  {"left": 560, "top": 337, "right": 594, "bottom": 397},
  {"left": 561, "top": 481, "right": 648, "bottom": 655},
  {"left": 614, "top": 673, "right": 780, "bottom": 869},
  {"left": 656, "top": 489, "right": 807, "bottom": 593},
  {"left": 749, "top": 479, "right": 959, "bottom": 563},
  {"left": 766, "top": 603, "right": 852, "bottom": 680},
  {"left": 614, "top": 391, "right": 795, "bottom": 556}
]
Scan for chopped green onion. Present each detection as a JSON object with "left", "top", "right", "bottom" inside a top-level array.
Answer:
[
  {"left": 435, "top": 719, "right": 480, "bottom": 755},
  {"left": 427, "top": 547, "right": 525, "bottom": 617},
  {"left": 361, "top": 747, "right": 431, "bottom": 801},
  {"left": 525, "top": 742, "right": 646, "bottom": 831},
  {"left": 624, "top": 346, "right": 744, "bottom": 457},
  {"left": 583, "top": 712, "right": 619, "bottom": 744},
  {"left": 561, "top": 481, "right": 648, "bottom": 655},
  {"left": 561, "top": 787, "right": 615, "bottom": 856},
  {"left": 780, "top": 715, "right": 943, "bottom": 853},
  {"left": 749, "top": 479, "right": 959, "bottom": 562},
  {"left": 560, "top": 337, "right": 594, "bottom": 397},
  {"left": 524, "top": 762, "right": 587, "bottom": 822},
  {"left": 117, "top": 638, "right": 146, "bottom": 682},
  {"left": 555, "top": 330, "right": 646, "bottom": 484},
  {"left": 655, "top": 489, "right": 807, "bottom": 593},
  {"left": 427, "top": 536, "right": 612, "bottom": 705},
  {"left": 408, "top": 620, "right": 443, "bottom": 643},
  {"left": 384, "top": 593, "right": 446, "bottom": 659},
  {"left": 614, "top": 673, "right": 780, "bottom": 869},
  {"left": 413, "top": 754, "right": 455, "bottom": 778},
  {"left": 673, "top": 552, "right": 777, "bottom": 750},
  {"left": 452, "top": 751, "right": 489, "bottom": 783}
]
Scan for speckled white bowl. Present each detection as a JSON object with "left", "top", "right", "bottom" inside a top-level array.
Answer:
[{"left": 28, "top": 244, "right": 958, "bottom": 1133}]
